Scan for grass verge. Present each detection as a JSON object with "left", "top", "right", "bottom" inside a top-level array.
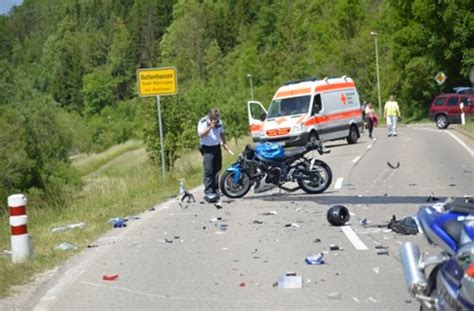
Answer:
[{"left": 0, "top": 137, "right": 249, "bottom": 298}]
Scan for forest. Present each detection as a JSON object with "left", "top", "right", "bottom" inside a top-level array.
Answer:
[{"left": 0, "top": 0, "right": 472, "bottom": 211}]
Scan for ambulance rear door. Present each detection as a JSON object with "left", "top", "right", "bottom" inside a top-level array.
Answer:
[{"left": 247, "top": 101, "right": 267, "bottom": 142}]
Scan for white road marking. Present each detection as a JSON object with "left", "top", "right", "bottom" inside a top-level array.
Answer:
[
  {"left": 445, "top": 131, "right": 474, "bottom": 157},
  {"left": 334, "top": 177, "right": 344, "bottom": 190},
  {"left": 81, "top": 281, "right": 267, "bottom": 303},
  {"left": 366, "top": 144, "right": 373, "bottom": 149},
  {"left": 351, "top": 156, "right": 361, "bottom": 163},
  {"left": 341, "top": 226, "right": 369, "bottom": 250},
  {"left": 414, "top": 127, "right": 474, "bottom": 157}
]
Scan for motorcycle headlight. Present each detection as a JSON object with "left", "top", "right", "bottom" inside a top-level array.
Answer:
[{"left": 292, "top": 124, "right": 304, "bottom": 133}]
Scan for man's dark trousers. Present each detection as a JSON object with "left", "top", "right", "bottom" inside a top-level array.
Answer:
[{"left": 202, "top": 145, "right": 222, "bottom": 195}]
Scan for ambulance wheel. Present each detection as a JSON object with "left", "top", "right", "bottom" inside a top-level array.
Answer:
[
  {"left": 346, "top": 125, "right": 359, "bottom": 144},
  {"left": 308, "top": 132, "right": 320, "bottom": 145}
]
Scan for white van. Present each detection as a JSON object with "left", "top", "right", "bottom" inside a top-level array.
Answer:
[{"left": 248, "top": 76, "right": 363, "bottom": 146}]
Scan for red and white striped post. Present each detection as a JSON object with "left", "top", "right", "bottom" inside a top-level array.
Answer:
[{"left": 8, "top": 194, "right": 33, "bottom": 263}]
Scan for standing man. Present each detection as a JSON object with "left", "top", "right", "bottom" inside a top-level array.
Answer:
[
  {"left": 383, "top": 95, "right": 401, "bottom": 137},
  {"left": 197, "top": 108, "right": 229, "bottom": 202}
]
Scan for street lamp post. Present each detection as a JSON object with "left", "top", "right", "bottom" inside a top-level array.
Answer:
[
  {"left": 247, "top": 74, "right": 254, "bottom": 100},
  {"left": 370, "top": 31, "right": 382, "bottom": 116}
]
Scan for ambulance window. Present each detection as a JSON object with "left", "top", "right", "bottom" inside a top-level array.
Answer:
[{"left": 312, "top": 94, "right": 322, "bottom": 115}]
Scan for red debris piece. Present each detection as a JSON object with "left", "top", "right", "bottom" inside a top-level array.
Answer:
[
  {"left": 239, "top": 282, "right": 246, "bottom": 287},
  {"left": 103, "top": 274, "right": 119, "bottom": 281}
]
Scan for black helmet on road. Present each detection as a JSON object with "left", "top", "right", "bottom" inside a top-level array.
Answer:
[{"left": 327, "top": 205, "right": 350, "bottom": 226}]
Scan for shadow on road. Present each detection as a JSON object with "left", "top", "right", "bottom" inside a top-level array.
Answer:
[{"left": 242, "top": 193, "right": 450, "bottom": 206}]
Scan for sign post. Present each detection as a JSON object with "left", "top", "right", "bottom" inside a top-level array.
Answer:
[
  {"left": 434, "top": 72, "right": 447, "bottom": 94},
  {"left": 137, "top": 67, "right": 178, "bottom": 180}
]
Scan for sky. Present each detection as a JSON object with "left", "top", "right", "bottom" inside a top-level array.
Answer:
[{"left": 0, "top": 0, "right": 23, "bottom": 15}]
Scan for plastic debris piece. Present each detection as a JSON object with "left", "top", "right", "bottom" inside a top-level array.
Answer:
[
  {"left": 214, "top": 202, "right": 223, "bottom": 209},
  {"left": 426, "top": 193, "right": 440, "bottom": 202},
  {"left": 55, "top": 242, "right": 77, "bottom": 251},
  {"left": 262, "top": 211, "right": 278, "bottom": 216},
  {"left": 305, "top": 253, "right": 325, "bottom": 265},
  {"left": 387, "top": 161, "right": 400, "bottom": 169},
  {"left": 51, "top": 223, "right": 86, "bottom": 233},
  {"left": 329, "top": 244, "right": 343, "bottom": 251},
  {"left": 103, "top": 274, "right": 119, "bottom": 281},
  {"left": 113, "top": 219, "right": 127, "bottom": 228},
  {"left": 328, "top": 292, "right": 342, "bottom": 299},
  {"left": 277, "top": 273, "right": 303, "bottom": 289}
]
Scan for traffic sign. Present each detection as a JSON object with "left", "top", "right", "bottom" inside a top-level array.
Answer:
[
  {"left": 137, "top": 67, "right": 178, "bottom": 97},
  {"left": 434, "top": 72, "right": 447, "bottom": 85}
]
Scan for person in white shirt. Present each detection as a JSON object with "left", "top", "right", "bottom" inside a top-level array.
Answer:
[{"left": 197, "top": 108, "right": 229, "bottom": 201}]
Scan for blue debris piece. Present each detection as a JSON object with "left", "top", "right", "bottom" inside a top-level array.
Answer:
[{"left": 305, "top": 252, "right": 325, "bottom": 265}]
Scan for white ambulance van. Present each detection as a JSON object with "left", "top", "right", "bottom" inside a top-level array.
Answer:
[{"left": 248, "top": 76, "right": 363, "bottom": 146}]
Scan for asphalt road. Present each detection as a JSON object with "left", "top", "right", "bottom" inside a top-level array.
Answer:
[{"left": 28, "top": 125, "right": 473, "bottom": 310}]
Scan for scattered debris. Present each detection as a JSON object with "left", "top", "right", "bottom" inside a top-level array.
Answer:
[
  {"left": 408, "top": 183, "right": 417, "bottom": 186},
  {"left": 276, "top": 272, "right": 303, "bottom": 289},
  {"left": 376, "top": 250, "right": 389, "bottom": 255},
  {"left": 102, "top": 274, "right": 119, "bottom": 281},
  {"left": 108, "top": 218, "right": 128, "bottom": 228},
  {"left": 375, "top": 245, "right": 389, "bottom": 250},
  {"left": 87, "top": 244, "right": 98, "bottom": 248},
  {"left": 284, "top": 223, "right": 300, "bottom": 228},
  {"left": 352, "top": 297, "right": 360, "bottom": 303},
  {"left": 55, "top": 242, "right": 77, "bottom": 251},
  {"left": 262, "top": 211, "right": 278, "bottom": 216},
  {"left": 313, "top": 238, "right": 321, "bottom": 243},
  {"left": 368, "top": 296, "right": 378, "bottom": 303},
  {"left": 373, "top": 267, "right": 380, "bottom": 274},
  {"left": 252, "top": 220, "right": 263, "bottom": 224},
  {"left": 165, "top": 238, "right": 173, "bottom": 244},
  {"left": 426, "top": 193, "right": 440, "bottom": 202},
  {"left": 387, "top": 161, "right": 400, "bottom": 169},
  {"left": 51, "top": 223, "right": 86, "bottom": 233},
  {"left": 327, "top": 292, "right": 342, "bottom": 300},
  {"left": 388, "top": 215, "right": 419, "bottom": 235},
  {"left": 449, "top": 184, "right": 456, "bottom": 187},
  {"left": 305, "top": 253, "right": 325, "bottom": 265},
  {"left": 239, "top": 282, "right": 246, "bottom": 287},
  {"left": 329, "top": 244, "right": 343, "bottom": 251},
  {"left": 148, "top": 207, "right": 156, "bottom": 211},
  {"left": 359, "top": 218, "right": 370, "bottom": 226},
  {"left": 3, "top": 250, "right": 12, "bottom": 257},
  {"left": 179, "top": 181, "right": 196, "bottom": 203},
  {"left": 214, "top": 202, "right": 223, "bottom": 209},
  {"left": 405, "top": 299, "right": 413, "bottom": 304}
]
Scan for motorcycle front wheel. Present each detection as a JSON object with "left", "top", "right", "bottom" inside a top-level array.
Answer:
[
  {"left": 297, "top": 160, "right": 332, "bottom": 194},
  {"left": 220, "top": 170, "right": 252, "bottom": 198}
]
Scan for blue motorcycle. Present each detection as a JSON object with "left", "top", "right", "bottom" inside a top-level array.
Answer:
[
  {"left": 219, "top": 142, "right": 332, "bottom": 198},
  {"left": 400, "top": 198, "right": 474, "bottom": 310}
]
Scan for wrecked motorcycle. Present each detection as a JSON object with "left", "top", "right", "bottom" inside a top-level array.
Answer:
[
  {"left": 400, "top": 198, "right": 474, "bottom": 311},
  {"left": 219, "top": 142, "right": 332, "bottom": 198}
]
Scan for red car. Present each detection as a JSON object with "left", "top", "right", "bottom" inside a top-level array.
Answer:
[{"left": 429, "top": 93, "right": 473, "bottom": 129}]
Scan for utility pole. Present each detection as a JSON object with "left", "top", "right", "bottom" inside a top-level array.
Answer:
[{"left": 371, "top": 31, "right": 382, "bottom": 116}]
